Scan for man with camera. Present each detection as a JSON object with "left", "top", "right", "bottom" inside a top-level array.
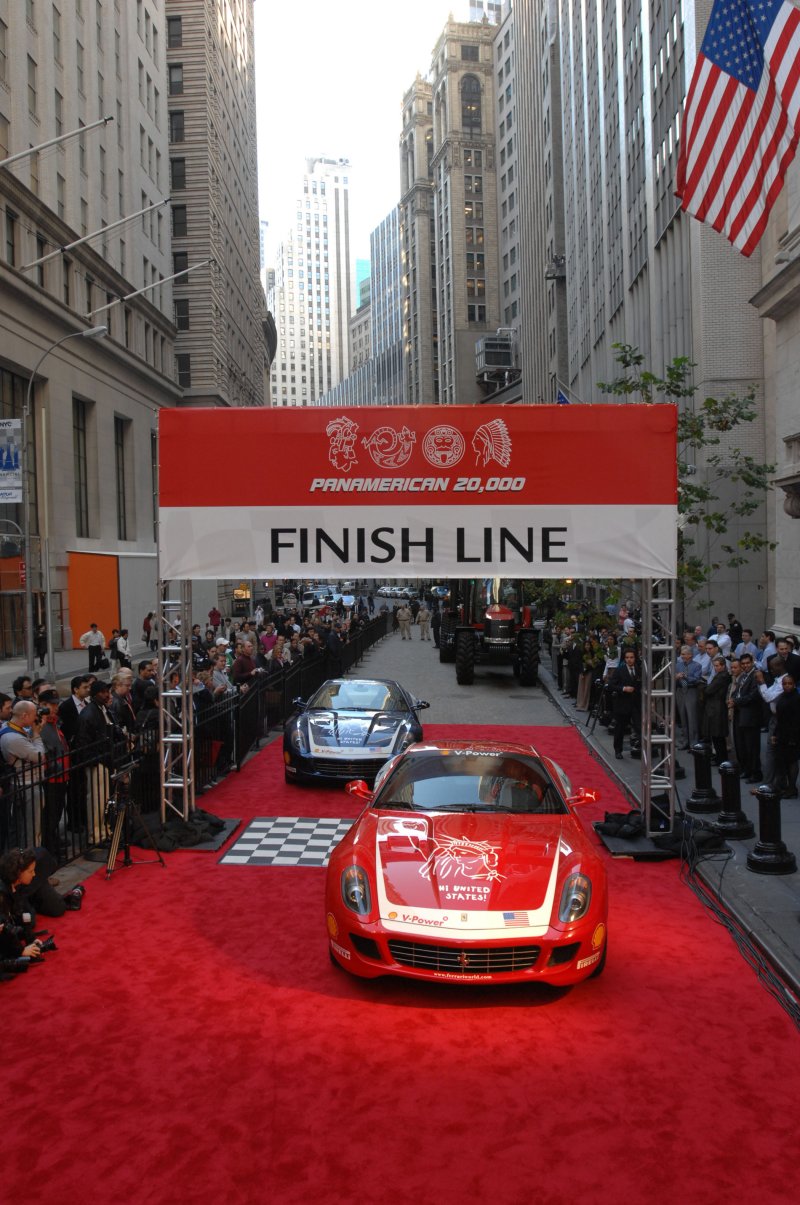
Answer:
[{"left": 0, "top": 701, "right": 46, "bottom": 846}]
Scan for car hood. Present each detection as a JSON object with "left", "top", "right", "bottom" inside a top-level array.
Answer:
[
  {"left": 304, "top": 709, "right": 409, "bottom": 755},
  {"left": 371, "top": 812, "right": 575, "bottom": 937}
]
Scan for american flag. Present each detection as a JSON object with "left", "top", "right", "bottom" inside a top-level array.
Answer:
[
  {"left": 503, "top": 911, "right": 529, "bottom": 927},
  {"left": 675, "top": 0, "right": 800, "bottom": 256}
]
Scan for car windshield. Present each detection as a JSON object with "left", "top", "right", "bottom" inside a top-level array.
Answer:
[
  {"left": 309, "top": 680, "right": 407, "bottom": 713},
  {"left": 373, "top": 751, "right": 567, "bottom": 814}
]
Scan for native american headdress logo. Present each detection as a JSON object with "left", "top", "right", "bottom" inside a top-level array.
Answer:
[{"left": 472, "top": 419, "right": 512, "bottom": 468}]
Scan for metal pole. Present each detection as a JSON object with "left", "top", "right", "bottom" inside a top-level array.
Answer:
[
  {"left": 0, "top": 113, "right": 114, "bottom": 168},
  {"left": 22, "top": 326, "right": 107, "bottom": 675}
]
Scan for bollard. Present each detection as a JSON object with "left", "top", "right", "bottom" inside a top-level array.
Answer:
[
  {"left": 686, "top": 740, "right": 721, "bottom": 813},
  {"left": 746, "top": 783, "right": 797, "bottom": 875},
  {"left": 713, "top": 761, "right": 755, "bottom": 839}
]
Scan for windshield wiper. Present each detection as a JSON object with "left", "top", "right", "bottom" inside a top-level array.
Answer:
[{"left": 374, "top": 800, "right": 415, "bottom": 810}]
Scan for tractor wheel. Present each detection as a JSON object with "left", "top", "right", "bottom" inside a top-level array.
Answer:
[
  {"left": 455, "top": 631, "right": 475, "bottom": 685},
  {"left": 519, "top": 632, "right": 540, "bottom": 687}
]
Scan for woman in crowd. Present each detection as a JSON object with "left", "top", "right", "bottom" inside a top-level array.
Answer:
[{"left": 0, "top": 849, "right": 48, "bottom": 964}]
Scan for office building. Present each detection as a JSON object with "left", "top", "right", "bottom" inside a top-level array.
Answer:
[
  {"left": 0, "top": 0, "right": 179, "bottom": 655},
  {"left": 268, "top": 156, "right": 353, "bottom": 406},
  {"left": 401, "top": 18, "right": 499, "bottom": 406},
  {"left": 165, "top": 0, "right": 268, "bottom": 408},
  {"left": 371, "top": 207, "right": 405, "bottom": 406}
]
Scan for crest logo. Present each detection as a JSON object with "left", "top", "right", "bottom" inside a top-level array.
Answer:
[
  {"left": 362, "top": 425, "right": 416, "bottom": 469},
  {"left": 415, "top": 835, "right": 505, "bottom": 884},
  {"left": 325, "top": 415, "right": 359, "bottom": 472},
  {"left": 422, "top": 425, "right": 466, "bottom": 468},
  {"left": 472, "top": 418, "right": 512, "bottom": 468}
]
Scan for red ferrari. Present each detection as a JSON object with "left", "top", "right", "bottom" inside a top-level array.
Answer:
[{"left": 325, "top": 740, "right": 608, "bottom": 986}]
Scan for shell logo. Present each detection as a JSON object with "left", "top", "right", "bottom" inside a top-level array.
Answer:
[
  {"left": 326, "top": 912, "right": 339, "bottom": 938},
  {"left": 591, "top": 923, "right": 606, "bottom": 950}
]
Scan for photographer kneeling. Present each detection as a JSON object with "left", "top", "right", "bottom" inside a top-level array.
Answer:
[{"left": 0, "top": 848, "right": 52, "bottom": 980}]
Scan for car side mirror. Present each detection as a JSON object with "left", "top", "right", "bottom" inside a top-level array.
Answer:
[
  {"left": 568, "top": 787, "right": 600, "bottom": 806},
  {"left": 292, "top": 697, "right": 307, "bottom": 711},
  {"left": 414, "top": 700, "right": 430, "bottom": 711},
  {"left": 346, "top": 779, "right": 374, "bottom": 801}
]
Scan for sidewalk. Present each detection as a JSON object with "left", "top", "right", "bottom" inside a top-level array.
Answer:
[
  {"left": 0, "top": 641, "right": 153, "bottom": 696},
  {"left": 535, "top": 656, "right": 800, "bottom": 998}
]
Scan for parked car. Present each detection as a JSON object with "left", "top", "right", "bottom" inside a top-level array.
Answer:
[
  {"left": 283, "top": 677, "right": 429, "bottom": 786},
  {"left": 325, "top": 739, "right": 607, "bottom": 986}
]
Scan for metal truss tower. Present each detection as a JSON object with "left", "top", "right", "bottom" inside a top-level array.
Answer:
[
  {"left": 157, "top": 580, "right": 195, "bottom": 822},
  {"left": 640, "top": 578, "right": 677, "bottom": 835}
]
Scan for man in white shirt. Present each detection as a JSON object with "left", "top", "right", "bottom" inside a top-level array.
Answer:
[
  {"left": 79, "top": 622, "right": 106, "bottom": 673},
  {"left": 756, "top": 659, "right": 786, "bottom": 784},
  {"left": 694, "top": 637, "right": 713, "bottom": 681},
  {"left": 714, "top": 623, "right": 732, "bottom": 659}
]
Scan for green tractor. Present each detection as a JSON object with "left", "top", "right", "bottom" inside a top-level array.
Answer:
[{"left": 438, "top": 578, "right": 540, "bottom": 686}]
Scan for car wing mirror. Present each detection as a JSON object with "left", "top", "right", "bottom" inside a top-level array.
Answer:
[
  {"left": 414, "top": 700, "right": 430, "bottom": 711},
  {"left": 346, "top": 779, "right": 374, "bottom": 802},
  {"left": 292, "top": 697, "right": 307, "bottom": 711},
  {"left": 568, "top": 787, "right": 600, "bottom": 806}
]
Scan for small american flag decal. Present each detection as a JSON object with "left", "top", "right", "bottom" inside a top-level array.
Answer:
[{"left": 503, "top": 911, "right": 529, "bottom": 927}]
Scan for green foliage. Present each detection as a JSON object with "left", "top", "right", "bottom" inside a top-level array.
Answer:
[{"left": 598, "top": 343, "right": 776, "bottom": 610}]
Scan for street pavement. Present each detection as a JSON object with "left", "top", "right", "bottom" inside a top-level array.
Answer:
[{"left": 0, "top": 641, "right": 153, "bottom": 696}]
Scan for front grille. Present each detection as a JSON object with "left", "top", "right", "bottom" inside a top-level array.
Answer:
[
  {"left": 313, "top": 757, "right": 387, "bottom": 780},
  {"left": 388, "top": 940, "right": 541, "bottom": 974}
]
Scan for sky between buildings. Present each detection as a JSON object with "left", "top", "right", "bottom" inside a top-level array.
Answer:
[{"left": 254, "top": 0, "right": 478, "bottom": 264}]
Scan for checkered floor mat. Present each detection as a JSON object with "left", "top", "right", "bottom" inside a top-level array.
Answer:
[{"left": 219, "top": 817, "right": 354, "bottom": 867}]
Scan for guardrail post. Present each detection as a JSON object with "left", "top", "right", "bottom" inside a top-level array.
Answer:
[
  {"left": 746, "top": 783, "right": 797, "bottom": 874},
  {"left": 713, "top": 761, "right": 755, "bottom": 839},
  {"left": 685, "top": 740, "right": 721, "bottom": 813}
]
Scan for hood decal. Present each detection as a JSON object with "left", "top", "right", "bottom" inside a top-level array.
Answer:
[
  {"left": 374, "top": 814, "right": 562, "bottom": 937},
  {"left": 306, "top": 710, "right": 405, "bottom": 756}
]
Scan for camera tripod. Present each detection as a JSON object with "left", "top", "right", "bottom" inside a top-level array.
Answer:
[{"left": 105, "top": 764, "right": 166, "bottom": 880}]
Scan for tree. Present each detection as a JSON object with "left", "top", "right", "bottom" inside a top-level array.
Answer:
[{"left": 599, "top": 343, "right": 776, "bottom": 612}]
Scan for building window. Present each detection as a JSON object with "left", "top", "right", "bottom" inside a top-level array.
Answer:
[
  {"left": 27, "top": 56, "right": 38, "bottom": 118},
  {"left": 0, "top": 20, "right": 8, "bottom": 85},
  {"left": 176, "top": 354, "right": 191, "bottom": 387},
  {"left": 167, "top": 15, "right": 182, "bottom": 47},
  {"left": 169, "top": 110, "right": 184, "bottom": 142},
  {"left": 461, "top": 75, "right": 481, "bottom": 134},
  {"left": 73, "top": 399, "right": 90, "bottom": 538},
  {"left": 173, "top": 250, "right": 188, "bottom": 277},
  {"left": 170, "top": 158, "right": 186, "bottom": 190},
  {"left": 172, "top": 204, "right": 187, "bottom": 237},
  {"left": 5, "top": 209, "right": 16, "bottom": 266},
  {"left": 174, "top": 297, "right": 189, "bottom": 330},
  {"left": 168, "top": 64, "right": 183, "bottom": 95},
  {"left": 461, "top": 44, "right": 479, "bottom": 61},
  {"left": 114, "top": 416, "right": 129, "bottom": 540},
  {"left": 467, "top": 304, "right": 486, "bottom": 323}
]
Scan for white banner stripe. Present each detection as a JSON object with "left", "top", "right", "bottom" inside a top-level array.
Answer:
[{"left": 159, "top": 504, "right": 677, "bottom": 581}]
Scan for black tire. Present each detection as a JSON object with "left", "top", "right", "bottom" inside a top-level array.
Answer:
[
  {"left": 439, "top": 642, "right": 455, "bottom": 664},
  {"left": 518, "top": 632, "right": 540, "bottom": 687},
  {"left": 284, "top": 771, "right": 299, "bottom": 785},
  {"left": 589, "top": 940, "right": 607, "bottom": 978},
  {"left": 455, "top": 630, "right": 475, "bottom": 685}
]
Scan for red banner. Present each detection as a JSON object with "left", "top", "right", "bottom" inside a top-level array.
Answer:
[{"left": 158, "top": 405, "right": 678, "bottom": 580}]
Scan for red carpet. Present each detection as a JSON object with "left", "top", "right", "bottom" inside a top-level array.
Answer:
[{"left": 5, "top": 726, "right": 798, "bottom": 1205}]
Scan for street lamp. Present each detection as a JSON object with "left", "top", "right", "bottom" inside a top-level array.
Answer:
[{"left": 23, "top": 325, "right": 107, "bottom": 674}]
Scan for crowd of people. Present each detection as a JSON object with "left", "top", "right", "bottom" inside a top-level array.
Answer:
[{"left": 550, "top": 608, "right": 800, "bottom": 799}]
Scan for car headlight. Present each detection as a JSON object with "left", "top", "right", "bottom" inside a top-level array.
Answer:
[
  {"left": 341, "top": 865, "right": 372, "bottom": 915},
  {"left": 559, "top": 873, "right": 592, "bottom": 923},
  {"left": 289, "top": 726, "right": 307, "bottom": 753}
]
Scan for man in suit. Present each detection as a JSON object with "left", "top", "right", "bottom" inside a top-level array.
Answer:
[
  {"left": 675, "top": 645, "right": 703, "bottom": 750},
  {"left": 609, "top": 648, "right": 641, "bottom": 759},
  {"left": 58, "top": 675, "right": 92, "bottom": 747},
  {"left": 729, "top": 653, "right": 763, "bottom": 782},
  {"left": 775, "top": 637, "right": 800, "bottom": 683}
]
